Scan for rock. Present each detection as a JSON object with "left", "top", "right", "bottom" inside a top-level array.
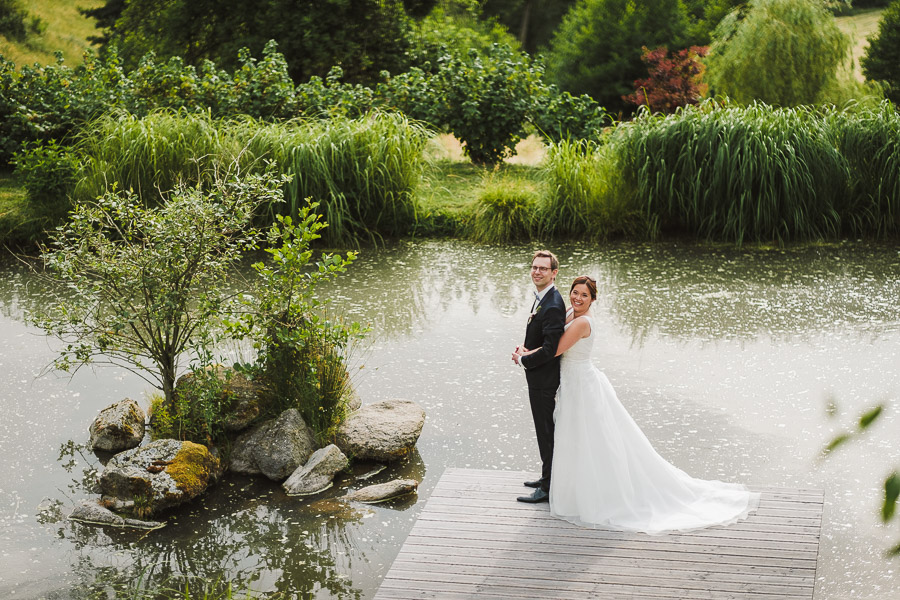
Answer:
[
  {"left": 283, "top": 444, "right": 349, "bottom": 496},
  {"left": 344, "top": 479, "right": 418, "bottom": 503},
  {"left": 345, "top": 386, "right": 362, "bottom": 413},
  {"left": 98, "top": 439, "right": 219, "bottom": 517},
  {"left": 174, "top": 367, "right": 266, "bottom": 433},
  {"left": 229, "top": 409, "right": 317, "bottom": 481},
  {"left": 69, "top": 499, "right": 164, "bottom": 530},
  {"left": 336, "top": 399, "right": 425, "bottom": 462},
  {"left": 89, "top": 398, "right": 146, "bottom": 452}
]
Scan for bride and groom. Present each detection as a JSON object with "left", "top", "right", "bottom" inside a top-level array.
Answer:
[{"left": 511, "top": 250, "right": 760, "bottom": 534}]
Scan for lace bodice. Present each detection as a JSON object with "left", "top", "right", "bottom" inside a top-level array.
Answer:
[{"left": 562, "top": 315, "right": 594, "bottom": 363}]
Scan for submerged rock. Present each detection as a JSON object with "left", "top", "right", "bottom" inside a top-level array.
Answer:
[
  {"left": 336, "top": 399, "right": 425, "bottom": 462},
  {"left": 283, "top": 444, "right": 349, "bottom": 496},
  {"left": 89, "top": 398, "right": 146, "bottom": 452},
  {"left": 344, "top": 479, "right": 418, "bottom": 503},
  {"left": 230, "top": 409, "right": 317, "bottom": 480},
  {"left": 69, "top": 499, "right": 164, "bottom": 529},
  {"left": 98, "top": 439, "right": 219, "bottom": 517}
]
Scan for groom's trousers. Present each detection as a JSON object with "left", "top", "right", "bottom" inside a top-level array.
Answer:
[{"left": 528, "top": 385, "right": 556, "bottom": 492}]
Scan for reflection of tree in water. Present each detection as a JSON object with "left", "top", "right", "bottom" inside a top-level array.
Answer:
[
  {"left": 50, "top": 442, "right": 372, "bottom": 599},
  {"left": 49, "top": 442, "right": 428, "bottom": 599},
  {"left": 317, "top": 240, "right": 546, "bottom": 337}
]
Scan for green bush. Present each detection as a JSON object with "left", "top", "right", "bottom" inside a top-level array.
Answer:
[
  {"left": 469, "top": 175, "right": 539, "bottom": 243},
  {"left": 13, "top": 140, "right": 81, "bottom": 206},
  {"left": 425, "top": 44, "right": 543, "bottom": 165},
  {"left": 0, "top": 51, "right": 131, "bottom": 168},
  {"left": 531, "top": 87, "right": 612, "bottom": 144},
  {"left": 0, "top": 0, "right": 28, "bottom": 40},
  {"left": 236, "top": 206, "right": 366, "bottom": 444}
]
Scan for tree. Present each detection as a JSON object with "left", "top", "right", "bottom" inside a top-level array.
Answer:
[
  {"left": 624, "top": 45, "right": 709, "bottom": 114},
  {"left": 481, "top": 0, "right": 576, "bottom": 53},
  {"left": 704, "top": 0, "right": 850, "bottom": 106},
  {"left": 30, "top": 172, "right": 283, "bottom": 405},
  {"left": 861, "top": 0, "right": 900, "bottom": 105},
  {"left": 545, "top": 0, "right": 690, "bottom": 116},
  {"left": 86, "top": 0, "right": 417, "bottom": 84}
]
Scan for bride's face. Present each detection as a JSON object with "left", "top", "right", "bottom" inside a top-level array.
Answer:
[{"left": 570, "top": 284, "right": 594, "bottom": 314}]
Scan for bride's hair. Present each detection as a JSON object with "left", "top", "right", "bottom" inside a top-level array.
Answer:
[{"left": 570, "top": 275, "right": 597, "bottom": 299}]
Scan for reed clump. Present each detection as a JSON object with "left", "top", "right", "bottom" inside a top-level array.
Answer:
[
  {"left": 73, "top": 110, "right": 428, "bottom": 245},
  {"left": 469, "top": 174, "right": 540, "bottom": 243},
  {"left": 613, "top": 102, "right": 851, "bottom": 244},
  {"left": 539, "top": 138, "right": 644, "bottom": 241},
  {"left": 596, "top": 100, "right": 900, "bottom": 243}
]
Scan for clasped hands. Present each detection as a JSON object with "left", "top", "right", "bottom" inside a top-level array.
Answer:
[{"left": 511, "top": 345, "right": 530, "bottom": 365}]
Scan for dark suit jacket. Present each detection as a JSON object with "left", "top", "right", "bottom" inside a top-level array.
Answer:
[{"left": 520, "top": 285, "right": 566, "bottom": 389}]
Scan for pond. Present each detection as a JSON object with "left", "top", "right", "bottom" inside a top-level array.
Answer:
[{"left": 1, "top": 239, "right": 899, "bottom": 599}]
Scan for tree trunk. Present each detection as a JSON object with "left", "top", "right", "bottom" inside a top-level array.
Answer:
[{"left": 519, "top": 0, "right": 533, "bottom": 49}]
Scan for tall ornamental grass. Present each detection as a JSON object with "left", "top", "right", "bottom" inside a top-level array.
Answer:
[
  {"left": 73, "top": 110, "right": 427, "bottom": 245},
  {"left": 540, "top": 139, "right": 644, "bottom": 240},
  {"left": 74, "top": 109, "right": 227, "bottom": 205},
  {"left": 613, "top": 102, "right": 850, "bottom": 244},
  {"left": 469, "top": 174, "right": 539, "bottom": 243},
  {"left": 823, "top": 101, "right": 900, "bottom": 237}
]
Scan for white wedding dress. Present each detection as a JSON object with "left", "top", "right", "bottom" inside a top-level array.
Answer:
[{"left": 550, "top": 315, "right": 760, "bottom": 534}]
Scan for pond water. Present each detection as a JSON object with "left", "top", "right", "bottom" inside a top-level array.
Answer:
[{"left": 1, "top": 239, "right": 899, "bottom": 599}]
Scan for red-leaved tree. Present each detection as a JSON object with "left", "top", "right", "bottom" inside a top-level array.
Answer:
[{"left": 624, "top": 46, "right": 709, "bottom": 114}]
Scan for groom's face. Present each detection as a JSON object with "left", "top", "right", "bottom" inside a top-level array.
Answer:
[{"left": 531, "top": 257, "right": 557, "bottom": 291}]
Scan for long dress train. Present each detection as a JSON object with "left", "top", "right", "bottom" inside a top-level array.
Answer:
[{"left": 549, "top": 315, "right": 760, "bottom": 535}]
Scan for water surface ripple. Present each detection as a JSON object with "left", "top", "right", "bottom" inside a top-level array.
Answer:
[{"left": 1, "top": 240, "right": 898, "bottom": 598}]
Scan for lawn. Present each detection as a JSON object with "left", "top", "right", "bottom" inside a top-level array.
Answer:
[
  {"left": 0, "top": 0, "right": 104, "bottom": 68},
  {"left": 835, "top": 7, "right": 885, "bottom": 82}
]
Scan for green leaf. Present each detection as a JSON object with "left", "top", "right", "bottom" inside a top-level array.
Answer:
[
  {"left": 859, "top": 405, "right": 884, "bottom": 430},
  {"left": 887, "top": 541, "right": 900, "bottom": 558},
  {"left": 883, "top": 472, "right": 900, "bottom": 523},
  {"left": 823, "top": 433, "right": 852, "bottom": 455}
]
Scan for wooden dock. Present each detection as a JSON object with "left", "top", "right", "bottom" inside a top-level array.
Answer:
[{"left": 374, "top": 468, "right": 824, "bottom": 599}]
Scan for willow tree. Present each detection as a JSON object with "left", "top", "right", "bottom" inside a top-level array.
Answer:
[{"left": 704, "top": 0, "right": 850, "bottom": 106}]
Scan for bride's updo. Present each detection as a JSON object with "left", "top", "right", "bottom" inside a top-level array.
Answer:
[{"left": 570, "top": 275, "right": 597, "bottom": 299}]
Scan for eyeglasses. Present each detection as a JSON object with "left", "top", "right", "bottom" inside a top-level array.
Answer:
[{"left": 531, "top": 266, "right": 552, "bottom": 273}]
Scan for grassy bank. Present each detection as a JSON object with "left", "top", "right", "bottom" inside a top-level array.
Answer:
[
  {"left": 0, "top": 0, "right": 103, "bottom": 68},
  {"left": 8, "top": 101, "right": 900, "bottom": 249}
]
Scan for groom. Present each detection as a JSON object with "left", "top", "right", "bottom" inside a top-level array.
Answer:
[{"left": 512, "top": 250, "right": 566, "bottom": 503}]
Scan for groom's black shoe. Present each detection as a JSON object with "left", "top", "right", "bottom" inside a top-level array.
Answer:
[
  {"left": 523, "top": 479, "right": 542, "bottom": 488},
  {"left": 517, "top": 488, "right": 549, "bottom": 503}
]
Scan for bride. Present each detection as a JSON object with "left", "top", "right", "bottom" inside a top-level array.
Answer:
[{"left": 514, "top": 275, "right": 760, "bottom": 535}]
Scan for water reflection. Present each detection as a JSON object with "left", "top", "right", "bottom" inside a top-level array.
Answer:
[{"left": 2, "top": 241, "right": 899, "bottom": 599}]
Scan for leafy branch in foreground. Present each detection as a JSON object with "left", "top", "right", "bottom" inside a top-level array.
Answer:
[
  {"left": 822, "top": 400, "right": 900, "bottom": 556},
  {"left": 30, "top": 171, "right": 285, "bottom": 405}
]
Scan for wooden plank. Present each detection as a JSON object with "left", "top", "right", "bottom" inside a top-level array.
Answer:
[
  {"left": 410, "top": 518, "right": 821, "bottom": 552},
  {"left": 396, "top": 543, "right": 817, "bottom": 579},
  {"left": 373, "top": 469, "right": 823, "bottom": 600},
  {"left": 386, "top": 558, "right": 812, "bottom": 596}
]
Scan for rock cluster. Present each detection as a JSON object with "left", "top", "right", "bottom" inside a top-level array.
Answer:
[{"left": 79, "top": 371, "right": 426, "bottom": 528}]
